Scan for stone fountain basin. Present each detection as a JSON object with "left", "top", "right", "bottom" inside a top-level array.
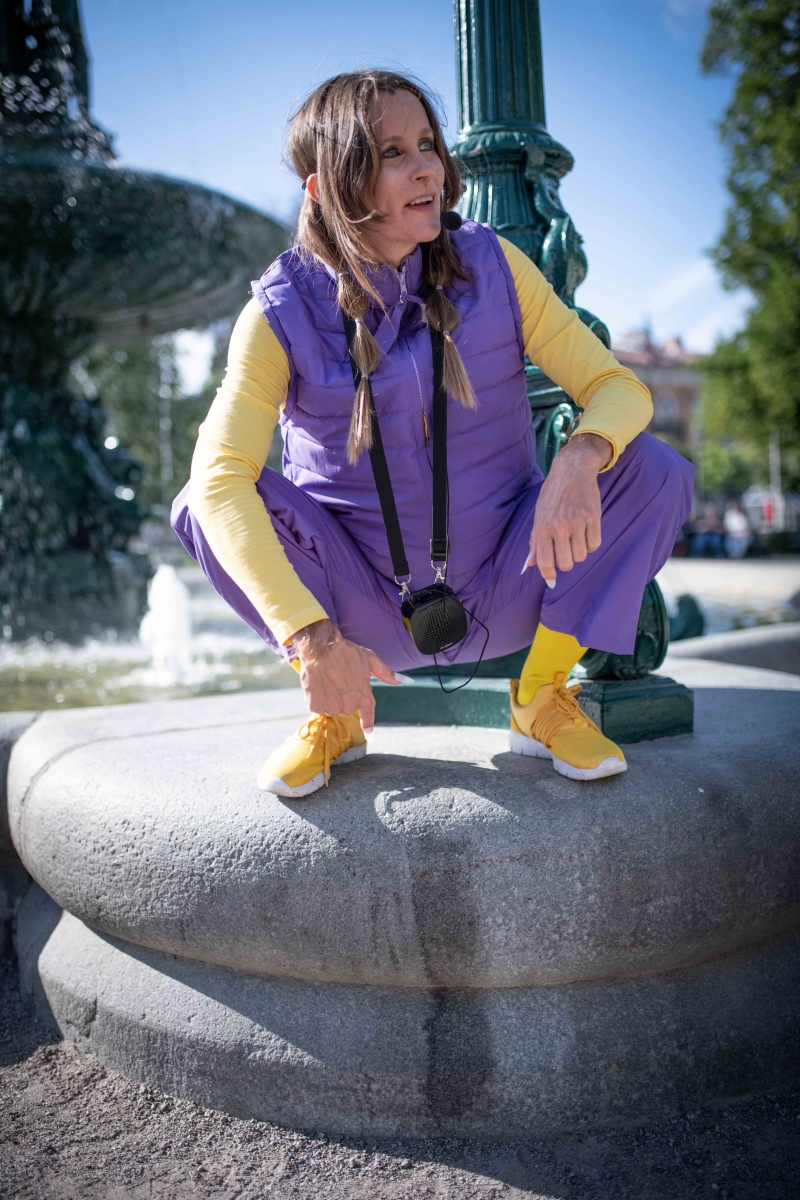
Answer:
[
  {"left": 8, "top": 671, "right": 800, "bottom": 991},
  {"left": 0, "top": 158, "right": 287, "bottom": 335},
  {"left": 7, "top": 661, "right": 800, "bottom": 1135}
]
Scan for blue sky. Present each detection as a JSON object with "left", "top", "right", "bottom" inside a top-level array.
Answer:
[{"left": 82, "top": 0, "right": 748, "bottom": 356}]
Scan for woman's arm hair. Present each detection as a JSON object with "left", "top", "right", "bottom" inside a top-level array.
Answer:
[
  {"left": 498, "top": 236, "right": 653, "bottom": 469},
  {"left": 189, "top": 299, "right": 328, "bottom": 646}
]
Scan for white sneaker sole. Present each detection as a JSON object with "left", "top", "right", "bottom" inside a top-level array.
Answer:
[
  {"left": 259, "top": 742, "right": 368, "bottom": 798},
  {"left": 509, "top": 728, "right": 627, "bottom": 781}
]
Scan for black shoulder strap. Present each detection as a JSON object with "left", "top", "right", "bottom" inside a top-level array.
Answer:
[
  {"left": 342, "top": 311, "right": 448, "bottom": 584},
  {"left": 429, "top": 327, "right": 448, "bottom": 566},
  {"left": 342, "top": 312, "right": 410, "bottom": 582}
]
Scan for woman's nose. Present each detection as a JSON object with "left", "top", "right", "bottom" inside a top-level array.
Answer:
[
  {"left": 410, "top": 158, "right": 434, "bottom": 183},
  {"left": 409, "top": 149, "right": 432, "bottom": 179}
]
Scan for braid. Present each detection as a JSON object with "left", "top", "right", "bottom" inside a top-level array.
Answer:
[
  {"left": 422, "top": 249, "right": 477, "bottom": 411},
  {"left": 337, "top": 271, "right": 381, "bottom": 465},
  {"left": 296, "top": 197, "right": 383, "bottom": 465}
]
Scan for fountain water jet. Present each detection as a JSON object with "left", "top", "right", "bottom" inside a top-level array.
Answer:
[{"left": 138, "top": 565, "right": 194, "bottom": 688}]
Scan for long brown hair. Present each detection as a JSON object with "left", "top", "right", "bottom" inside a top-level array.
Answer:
[{"left": 285, "top": 69, "right": 476, "bottom": 465}]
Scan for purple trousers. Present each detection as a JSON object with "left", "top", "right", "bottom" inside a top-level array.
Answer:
[{"left": 171, "top": 433, "right": 693, "bottom": 670}]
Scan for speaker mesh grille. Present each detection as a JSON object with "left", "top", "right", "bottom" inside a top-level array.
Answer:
[{"left": 410, "top": 595, "right": 469, "bottom": 656}]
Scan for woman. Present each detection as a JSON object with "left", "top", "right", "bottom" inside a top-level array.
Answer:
[
  {"left": 691, "top": 502, "right": 726, "bottom": 558},
  {"left": 723, "top": 499, "right": 752, "bottom": 559},
  {"left": 172, "top": 70, "right": 693, "bottom": 797}
]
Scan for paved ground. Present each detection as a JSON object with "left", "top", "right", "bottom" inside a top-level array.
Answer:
[{"left": 1, "top": 962, "right": 797, "bottom": 1200}]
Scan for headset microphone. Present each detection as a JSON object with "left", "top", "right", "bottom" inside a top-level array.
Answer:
[{"left": 440, "top": 210, "right": 463, "bottom": 231}]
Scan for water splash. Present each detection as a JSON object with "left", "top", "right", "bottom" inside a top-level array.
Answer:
[
  {"left": 139, "top": 565, "right": 194, "bottom": 686},
  {"left": 0, "top": 565, "right": 298, "bottom": 711}
]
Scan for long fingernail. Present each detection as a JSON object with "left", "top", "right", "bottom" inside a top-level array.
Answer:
[
  {"left": 362, "top": 726, "right": 375, "bottom": 741},
  {"left": 545, "top": 577, "right": 556, "bottom": 590},
  {"left": 394, "top": 673, "right": 415, "bottom": 684},
  {"left": 520, "top": 553, "right": 531, "bottom": 575}
]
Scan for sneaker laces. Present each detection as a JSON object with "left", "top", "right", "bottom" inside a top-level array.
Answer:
[
  {"left": 296, "top": 713, "right": 353, "bottom": 786},
  {"left": 531, "top": 672, "right": 600, "bottom": 748}
]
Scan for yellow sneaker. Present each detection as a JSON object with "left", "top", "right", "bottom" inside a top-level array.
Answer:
[
  {"left": 509, "top": 673, "right": 627, "bottom": 781},
  {"left": 258, "top": 712, "right": 367, "bottom": 798}
]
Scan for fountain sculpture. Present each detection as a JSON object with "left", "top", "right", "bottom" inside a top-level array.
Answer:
[{"left": 0, "top": 0, "right": 287, "bottom": 641}]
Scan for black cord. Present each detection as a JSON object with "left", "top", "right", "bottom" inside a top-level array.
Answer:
[{"left": 432, "top": 604, "right": 490, "bottom": 693}]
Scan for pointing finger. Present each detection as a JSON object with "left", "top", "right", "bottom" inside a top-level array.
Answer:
[
  {"left": 368, "top": 652, "right": 400, "bottom": 685},
  {"left": 536, "top": 533, "right": 556, "bottom": 587}
]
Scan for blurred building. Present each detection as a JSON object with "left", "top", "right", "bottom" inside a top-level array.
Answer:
[{"left": 613, "top": 328, "right": 704, "bottom": 450}]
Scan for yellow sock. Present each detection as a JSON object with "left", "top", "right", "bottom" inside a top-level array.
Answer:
[{"left": 517, "top": 624, "right": 587, "bottom": 707}]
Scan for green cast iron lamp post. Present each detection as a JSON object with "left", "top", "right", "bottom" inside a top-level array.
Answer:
[
  {"left": 384, "top": 0, "right": 693, "bottom": 739},
  {"left": 450, "top": 0, "right": 672, "bottom": 685}
]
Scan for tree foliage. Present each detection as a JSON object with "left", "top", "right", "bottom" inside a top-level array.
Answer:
[{"left": 700, "top": 0, "right": 800, "bottom": 484}]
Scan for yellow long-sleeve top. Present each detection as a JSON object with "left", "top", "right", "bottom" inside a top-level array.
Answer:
[{"left": 190, "top": 237, "right": 652, "bottom": 646}]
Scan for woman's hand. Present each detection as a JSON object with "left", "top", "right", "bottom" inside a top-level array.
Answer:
[
  {"left": 525, "top": 433, "right": 613, "bottom": 586},
  {"left": 290, "top": 618, "right": 403, "bottom": 733}
]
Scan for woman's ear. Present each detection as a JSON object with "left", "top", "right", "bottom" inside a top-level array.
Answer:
[{"left": 306, "top": 173, "right": 319, "bottom": 202}]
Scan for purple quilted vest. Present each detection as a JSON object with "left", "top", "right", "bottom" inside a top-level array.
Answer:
[{"left": 252, "top": 221, "right": 539, "bottom": 594}]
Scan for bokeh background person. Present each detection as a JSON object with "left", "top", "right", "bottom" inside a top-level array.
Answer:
[
  {"left": 172, "top": 70, "right": 694, "bottom": 797},
  {"left": 723, "top": 498, "right": 752, "bottom": 558},
  {"left": 691, "top": 501, "right": 726, "bottom": 557}
]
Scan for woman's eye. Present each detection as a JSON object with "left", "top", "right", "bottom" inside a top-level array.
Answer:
[
  {"left": 382, "top": 147, "right": 400, "bottom": 159},
  {"left": 420, "top": 138, "right": 434, "bottom": 151}
]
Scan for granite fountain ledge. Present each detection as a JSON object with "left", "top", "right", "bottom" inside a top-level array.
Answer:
[
  {"left": 667, "top": 621, "right": 800, "bottom": 676},
  {"left": 16, "top": 891, "right": 799, "bottom": 1140},
  {"left": 0, "top": 712, "right": 39, "bottom": 956},
  {"left": 7, "top": 663, "right": 800, "bottom": 1135}
]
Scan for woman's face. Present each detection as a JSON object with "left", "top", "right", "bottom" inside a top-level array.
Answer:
[{"left": 363, "top": 88, "right": 446, "bottom": 268}]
